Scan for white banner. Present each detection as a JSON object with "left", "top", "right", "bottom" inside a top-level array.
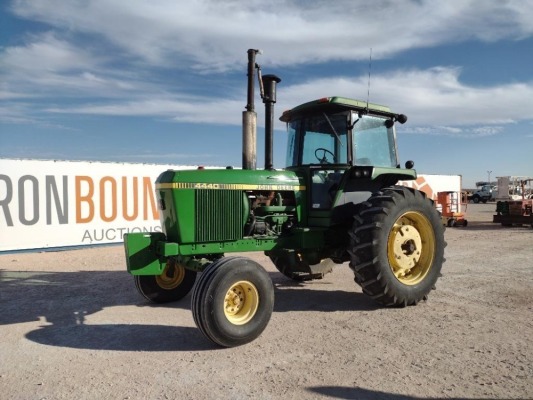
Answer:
[
  {"left": 0, "top": 159, "right": 462, "bottom": 252},
  {"left": 0, "top": 159, "right": 198, "bottom": 251},
  {"left": 399, "top": 174, "right": 462, "bottom": 213},
  {"left": 399, "top": 174, "right": 462, "bottom": 201}
]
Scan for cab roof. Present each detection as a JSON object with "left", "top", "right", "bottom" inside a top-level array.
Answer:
[{"left": 279, "top": 96, "right": 395, "bottom": 123}]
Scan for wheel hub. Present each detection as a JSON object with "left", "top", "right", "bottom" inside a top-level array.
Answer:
[
  {"left": 155, "top": 261, "right": 185, "bottom": 290},
  {"left": 388, "top": 212, "right": 435, "bottom": 285},
  {"left": 393, "top": 225, "right": 422, "bottom": 270},
  {"left": 224, "top": 281, "right": 259, "bottom": 325}
]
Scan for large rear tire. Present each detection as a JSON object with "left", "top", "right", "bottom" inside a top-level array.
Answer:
[
  {"left": 349, "top": 186, "right": 445, "bottom": 306},
  {"left": 191, "top": 257, "right": 274, "bottom": 347},
  {"left": 134, "top": 258, "right": 197, "bottom": 303}
]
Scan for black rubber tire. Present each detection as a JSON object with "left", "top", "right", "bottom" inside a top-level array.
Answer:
[
  {"left": 191, "top": 256, "right": 274, "bottom": 347},
  {"left": 472, "top": 195, "right": 480, "bottom": 203},
  {"left": 134, "top": 260, "right": 197, "bottom": 303},
  {"left": 349, "top": 186, "right": 445, "bottom": 307}
]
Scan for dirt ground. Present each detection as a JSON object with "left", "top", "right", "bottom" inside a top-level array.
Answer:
[{"left": 1, "top": 203, "right": 532, "bottom": 400}]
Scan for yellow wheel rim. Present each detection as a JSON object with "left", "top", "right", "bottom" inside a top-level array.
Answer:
[
  {"left": 155, "top": 261, "right": 186, "bottom": 290},
  {"left": 223, "top": 281, "right": 259, "bottom": 325},
  {"left": 387, "top": 211, "right": 435, "bottom": 285}
]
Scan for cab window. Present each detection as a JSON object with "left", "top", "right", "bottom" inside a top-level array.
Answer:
[
  {"left": 353, "top": 115, "right": 397, "bottom": 167},
  {"left": 286, "top": 114, "right": 348, "bottom": 166}
]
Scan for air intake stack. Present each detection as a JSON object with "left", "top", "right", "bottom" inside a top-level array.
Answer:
[{"left": 262, "top": 74, "right": 281, "bottom": 170}]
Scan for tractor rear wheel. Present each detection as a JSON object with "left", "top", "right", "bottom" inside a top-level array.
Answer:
[
  {"left": 349, "top": 186, "right": 445, "bottom": 306},
  {"left": 134, "top": 258, "right": 197, "bottom": 303},
  {"left": 191, "top": 256, "right": 274, "bottom": 347}
]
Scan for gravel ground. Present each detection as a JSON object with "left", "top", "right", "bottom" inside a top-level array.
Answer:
[{"left": 1, "top": 203, "right": 532, "bottom": 400}]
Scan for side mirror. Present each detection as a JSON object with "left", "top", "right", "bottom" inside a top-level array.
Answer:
[
  {"left": 385, "top": 114, "right": 408, "bottom": 128},
  {"left": 405, "top": 160, "right": 415, "bottom": 169},
  {"left": 396, "top": 114, "right": 408, "bottom": 124}
]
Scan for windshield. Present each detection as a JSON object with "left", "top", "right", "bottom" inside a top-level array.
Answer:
[
  {"left": 353, "top": 114, "right": 397, "bottom": 167},
  {"left": 285, "top": 112, "right": 398, "bottom": 168},
  {"left": 285, "top": 113, "right": 348, "bottom": 166}
]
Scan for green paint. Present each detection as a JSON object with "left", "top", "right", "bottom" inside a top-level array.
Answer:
[{"left": 124, "top": 96, "right": 417, "bottom": 275}]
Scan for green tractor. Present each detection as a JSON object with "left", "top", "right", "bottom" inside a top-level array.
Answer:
[{"left": 124, "top": 50, "right": 445, "bottom": 347}]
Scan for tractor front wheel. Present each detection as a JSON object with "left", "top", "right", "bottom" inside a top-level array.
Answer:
[
  {"left": 191, "top": 257, "right": 274, "bottom": 347},
  {"left": 134, "top": 258, "right": 197, "bottom": 303},
  {"left": 349, "top": 186, "right": 445, "bottom": 306}
]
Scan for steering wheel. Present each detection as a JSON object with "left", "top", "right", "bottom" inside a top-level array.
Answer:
[{"left": 315, "top": 148, "right": 335, "bottom": 164}]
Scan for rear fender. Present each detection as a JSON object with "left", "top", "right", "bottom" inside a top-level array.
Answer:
[
  {"left": 330, "top": 166, "right": 417, "bottom": 225},
  {"left": 334, "top": 166, "right": 415, "bottom": 199}
]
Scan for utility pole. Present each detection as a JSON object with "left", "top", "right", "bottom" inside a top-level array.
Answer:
[{"left": 487, "top": 170, "right": 492, "bottom": 184}]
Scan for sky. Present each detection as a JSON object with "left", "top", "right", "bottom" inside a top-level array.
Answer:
[{"left": 1, "top": 0, "right": 532, "bottom": 188}]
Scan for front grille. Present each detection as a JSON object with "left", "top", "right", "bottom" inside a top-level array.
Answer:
[{"left": 195, "top": 189, "right": 244, "bottom": 242}]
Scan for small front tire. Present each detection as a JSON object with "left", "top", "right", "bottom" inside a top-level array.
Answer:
[
  {"left": 191, "top": 257, "right": 274, "bottom": 347},
  {"left": 134, "top": 259, "right": 197, "bottom": 303}
]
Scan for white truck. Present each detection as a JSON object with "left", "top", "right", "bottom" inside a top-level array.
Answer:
[{"left": 470, "top": 183, "right": 496, "bottom": 203}]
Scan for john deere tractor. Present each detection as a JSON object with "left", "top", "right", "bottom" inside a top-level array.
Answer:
[{"left": 124, "top": 50, "right": 445, "bottom": 347}]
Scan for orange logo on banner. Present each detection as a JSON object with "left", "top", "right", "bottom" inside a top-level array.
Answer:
[
  {"left": 401, "top": 176, "right": 436, "bottom": 200},
  {"left": 75, "top": 176, "right": 159, "bottom": 223}
]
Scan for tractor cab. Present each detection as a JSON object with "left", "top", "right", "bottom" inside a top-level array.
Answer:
[
  {"left": 282, "top": 97, "right": 400, "bottom": 169},
  {"left": 280, "top": 97, "right": 410, "bottom": 214}
]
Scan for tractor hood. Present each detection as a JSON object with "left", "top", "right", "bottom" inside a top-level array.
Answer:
[{"left": 156, "top": 168, "right": 305, "bottom": 190}]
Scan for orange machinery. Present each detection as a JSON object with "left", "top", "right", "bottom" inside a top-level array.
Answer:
[{"left": 437, "top": 191, "right": 467, "bottom": 227}]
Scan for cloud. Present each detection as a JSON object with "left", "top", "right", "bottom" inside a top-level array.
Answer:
[
  {"left": 401, "top": 125, "right": 504, "bottom": 138},
  {"left": 9, "top": 0, "right": 533, "bottom": 70},
  {"left": 20, "top": 65, "right": 530, "bottom": 134},
  {"left": 3, "top": 0, "right": 533, "bottom": 137},
  {"left": 275, "top": 67, "right": 533, "bottom": 128},
  {"left": 45, "top": 97, "right": 246, "bottom": 126},
  {"left": 0, "top": 101, "right": 75, "bottom": 130},
  {"left": 0, "top": 32, "right": 121, "bottom": 97},
  {"left": 2, "top": 32, "right": 95, "bottom": 72}
]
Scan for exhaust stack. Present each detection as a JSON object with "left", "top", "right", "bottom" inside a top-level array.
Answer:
[
  {"left": 242, "top": 49, "right": 261, "bottom": 170},
  {"left": 262, "top": 74, "right": 281, "bottom": 170}
]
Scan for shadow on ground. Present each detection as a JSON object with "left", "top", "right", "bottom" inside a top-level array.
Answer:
[
  {"left": 447, "top": 220, "right": 533, "bottom": 232},
  {"left": 1, "top": 267, "right": 378, "bottom": 351},
  {"left": 0, "top": 269, "right": 211, "bottom": 351},
  {"left": 307, "top": 385, "right": 508, "bottom": 400}
]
